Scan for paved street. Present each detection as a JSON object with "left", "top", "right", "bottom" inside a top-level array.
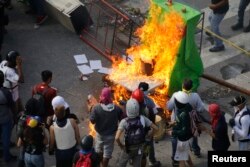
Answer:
[{"left": 0, "top": 0, "right": 249, "bottom": 167}]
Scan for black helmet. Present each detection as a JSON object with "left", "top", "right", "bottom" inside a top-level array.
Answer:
[
  {"left": 80, "top": 135, "right": 93, "bottom": 151},
  {"left": 6, "top": 51, "right": 20, "bottom": 65}
]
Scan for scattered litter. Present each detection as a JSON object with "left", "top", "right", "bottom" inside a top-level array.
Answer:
[
  {"left": 79, "top": 75, "right": 89, "bottom": 81},
  {"left": 74, "top": 54, "right": 88, "bottom": 64},
  {"left": 77, "top": 64, "right": 93, "bottom": 75},
  {"left": 90, "top": 60, "right": 102, "bottom": 70},
  {"left": 98, "top": 67, "right": 112, "bottom": 74}
]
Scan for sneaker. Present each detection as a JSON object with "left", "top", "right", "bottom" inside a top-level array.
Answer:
[
  {"left": 149, "top": 161, "right": 161, "bottom": 167},
  {"left": 194, "top": 152, "right": 202, "bottom": 158},
  {"left": 172, "top": 160, "right": 179, "bottom": 167},
  {"left": 231, "top": 23, "right": 243, "bottom": 31},
  {"left": 34, "top": 24, "right": 40, "bottom": 29},
  {"left": 36, "top": 15, "right": 48, "bottom": 25},
  {"left": 209, "top": 45, "right": 225, "bottom": 52},
  {"left": 205, "top": 31, "right": 212, "bottom": 37},
  {"left": 243, "top": 24, "right": 250, "bottom": 33}
]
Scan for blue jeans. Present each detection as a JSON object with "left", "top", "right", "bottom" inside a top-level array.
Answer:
[
  {"left": 28, "top": 0, "right": 46, "bottom": 16},
  {"left": 0, "top": 121, "right": 12, "bottom": 161},
  {"left": 238, "top": 0, "right": 250, "bottom": 25},
  {"left": 209, "top": 12, "right": 227, "bottom": 47},
  {"left": 191, "top": 136, "right": 200, "bottom": 155},
  {"left": 24, "top": 153, "right": 44, "bottom": 167},
  {"left": 171, "top": 137, "right": 177, "bottom": 161}
]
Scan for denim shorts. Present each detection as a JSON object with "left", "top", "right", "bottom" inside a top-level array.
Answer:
[{"left": 95, "top": 133, "right": 115, "bottom": 159}]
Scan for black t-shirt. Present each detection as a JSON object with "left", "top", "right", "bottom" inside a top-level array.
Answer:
[
  {"left": 211, "top": 0, "right": 229, "bottom": 14},
  {"left": 73, "top": 151, "right": 100, "bottom": 167}
]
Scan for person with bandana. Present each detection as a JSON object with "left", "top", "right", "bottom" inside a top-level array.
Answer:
[
  {"left": 229, "top": 95, "right": 250, "bottom": 150},
  {"left": 90, "top": 87, "right": 123, "bottom": 167},
  {"left": 201, "top": 104, "right": 230, "bottom": 151}
]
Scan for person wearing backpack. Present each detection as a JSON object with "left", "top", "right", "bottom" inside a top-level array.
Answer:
[
  {"left": 0, "top": 70, "right": 16, "bottom": 162},
  {"left": 72, "top": 135, "right": 101, "bottom": 167},
  {"left": 169, "top": 91, "right": 194, "bottom": 167},
  {"left": 138, "top": 82, "right": 161, "bottom": 167},
  {"left": 229, "top": 95, "right": 250, "bottom": 150},
  {"left": 90, "top": 87, "right": 123, "bottom": 167},
  {"left": 32, "top": 70, "right": 57, "bottom": 126},
  {"left": 167, "top": 79, "right": 206, "bottom": 166},
  {"left": 115, "top": 98, "right": 158, "bottom": 167},
  {"left": 16, "top": 97, "right": 43, "bottom": 167},
  {"left": 0, "top": 51, "right": 24, "bottom": 123},
  {"left": 17, "top": 117, "right": 48, "bottom": 167}
]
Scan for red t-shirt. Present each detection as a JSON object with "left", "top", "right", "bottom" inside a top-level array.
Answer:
[{"left": 32, "top": 83, "right": 57, "bottom": 116}]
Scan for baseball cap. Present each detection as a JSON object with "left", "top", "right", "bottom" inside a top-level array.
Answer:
[
  {"left": 229, "top": 95, "right": 246, "bottom": 106},
  {"left": 51, "top": 96, "right": 69, "bottom": 110}
]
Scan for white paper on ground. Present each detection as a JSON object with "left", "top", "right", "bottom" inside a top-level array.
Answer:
[
  {"left": 89, "top": 60, "right": 102, "bottom": 70},
  {"left": 98, "top": 67, "right": 112, "bottom": 74},
  {"left": 77, "top": 65, "right": 93, "bottom": 75},
  {"left": 74, "top": 54, "right": 88, "bottom": 64}
]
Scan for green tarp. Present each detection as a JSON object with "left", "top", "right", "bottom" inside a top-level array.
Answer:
[{"left": 153, "top": 0, "right": 204, "bottom": 96}]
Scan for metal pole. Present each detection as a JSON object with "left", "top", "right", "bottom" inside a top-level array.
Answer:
[{"left": 201, "top": 73, "right": 250, "bottom": 96}]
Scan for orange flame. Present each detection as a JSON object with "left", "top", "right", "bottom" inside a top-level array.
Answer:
[{"left": 109, "top": 2, "right": 185, "bottom": 117}]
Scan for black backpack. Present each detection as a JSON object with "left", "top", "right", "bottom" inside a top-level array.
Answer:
[
  {"left": 32, "top": 88, "right": 49, "bottom": 116},
  {"left": 124, "top": 116, "right": 145, "bottom": 152}
]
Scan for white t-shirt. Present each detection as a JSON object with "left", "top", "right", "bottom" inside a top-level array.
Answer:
[{"left": 0, "top": 61, "right": 19, "bottom": 101}]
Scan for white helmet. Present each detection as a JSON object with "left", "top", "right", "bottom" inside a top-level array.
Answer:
[
  {"left": 174, "top": 91, "right": 189, "bottom": 104},
  {"left": 126, "top": 98, "right": 140, "bottom": 118}
]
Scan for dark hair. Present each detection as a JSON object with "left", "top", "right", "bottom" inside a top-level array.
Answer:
[
  {"left": 182, "top": 78, "right": 193, "bottom": 91},
  {"left": 23, "top": 126, "right": 43, "bottom": 146},
  {"left": 0, "top": 71, "right": 4, "bottom": 87},
  {"left": 81, "top": 135, "right": 93, "bottom": 151},
  {"left": 25, "top": 98, "right": 40, "bottom": 115},
  {"left": 41, "top": 70, "right": 52, "bottom": 82},
  {"left": 6, "top": 51, "right": 20, "bottom": 67},
  {"left": 138, "top": 82, "right": 149, "bottom": 91}
]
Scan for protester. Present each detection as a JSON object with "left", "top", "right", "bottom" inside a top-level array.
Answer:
[
  {"left": 28, "top": 0, "right": 48, "bottom": 28},
  {"left": 17, "top": 117, "right": 48, "bottom": 167},
  {"left": 229, "top": 95, "right": 250, "bottom": 150},
  {"left": 231, "top": 0, "right": 250, "bottom": 32},
  {"left": 49, "top": 105, "right": 80, "bottom": 167},
  {"left": 72, "top": 135, "right": 101, "bottom": 167},
  {"left": 115, "top": 98, "right": 158, "bottom": 167},
  {"left": 16, "top": 98, "right": 42, "bottom": 167},
  {"left": 202, "top": 103, "right": 230, "bottom": 151},
  {"left": 181, "top": 79, "right": 206, "bottom": 157},
  {"left": 32, "top": 70, "right": 57, "bottom": 126},
  {"left": 51, "top": 95, "right": 79, "bottom": 123},
  {"left": 90, "top": 87, "right": 123, "bottom": 167},
  {"left": 170, "top": 91, "right": 194, "bottom": 167},
  {"left": 167, "top": 79, "right": 206, "bottom": 166},
  {"left": 208, "top": 0, "right": 229, "bottom": 52},
  {"left": 138, "top": 82, "right": 161, "bottom": 167},
  {"left": 0, "top": 70, "right": 16, "bottom": 162},
  {"left": 0, "top": 51, "right": 24, "bottom": 122}
]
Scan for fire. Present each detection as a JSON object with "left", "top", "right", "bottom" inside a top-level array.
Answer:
[
  {"left": 88, "top": 1, "right": 186, "bottom": 136},
  {"left": 109, "top": 1, "right": 185, "bottom": 114}
]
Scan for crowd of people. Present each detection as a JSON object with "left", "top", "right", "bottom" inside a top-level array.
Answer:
[{"left": 0, "top": 59, "right": 249, "bottom": 167}]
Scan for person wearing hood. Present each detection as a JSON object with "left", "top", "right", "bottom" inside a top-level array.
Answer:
[
  {"left": 90, "top": 87, "right": 123, "bottom": 167},
  {"left": 49, "top": 105, "right": 80, "bottom": 167},
  {"left": 169, "top": 91, "right": 194, "bottom": 167},
  {"left": 201, "top": 103, "right": 230, "bottom": 151}
]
